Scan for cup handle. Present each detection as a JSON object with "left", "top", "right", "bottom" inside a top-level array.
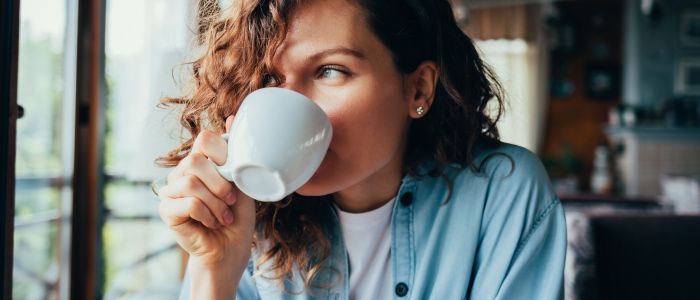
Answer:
[{"left": 214, "top": 133, "right": 235, "bottom": 182}]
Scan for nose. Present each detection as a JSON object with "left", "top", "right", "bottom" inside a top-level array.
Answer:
[
  {"left": 278, "top": 81, "right": 306, "bottom": 97},
  {"left": 278, "top": 80, "right": 313, "bottom": 101},
  {"left": 277, "top": 81, "right": 330, "bottom": 114}
]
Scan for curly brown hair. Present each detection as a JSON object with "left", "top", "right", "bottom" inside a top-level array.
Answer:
[{"left": 158, "top": 0, "right": 504, "bottom": 292}]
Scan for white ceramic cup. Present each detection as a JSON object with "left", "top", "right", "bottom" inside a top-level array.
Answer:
[{"left": 215, "top": 87, "right": 333, "bottom": 202}]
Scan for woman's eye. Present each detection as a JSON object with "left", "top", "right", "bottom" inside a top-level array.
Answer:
[
  {"left": 316, "top": 65, "right": 349, "bottom": 82},
  {"left": 262, "top": 74, "right": 279, "bottom": 87},
  {"left": 320, "top": 68, "right": 342, "bottom": 79}
]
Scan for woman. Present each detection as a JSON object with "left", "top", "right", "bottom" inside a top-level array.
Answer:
[{"left": 157, "top": 0, "right": 567, "bottom": 299}]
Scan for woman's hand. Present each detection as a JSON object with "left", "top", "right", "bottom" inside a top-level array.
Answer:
[{"left": 158, "top": 116, "right": 256, "bottom": 295}]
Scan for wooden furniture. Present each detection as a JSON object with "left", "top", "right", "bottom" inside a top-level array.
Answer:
[{"left": 592, "top": 215, "right": 700, "bottom": 300}]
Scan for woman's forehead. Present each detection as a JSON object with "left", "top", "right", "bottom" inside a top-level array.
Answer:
[{"left": 274, "top": 0, "right": 378, "bottom": 64}]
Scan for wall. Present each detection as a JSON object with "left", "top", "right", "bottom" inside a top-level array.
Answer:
[
  {"left": 542, "top": 0, "right": 700, "bottom": 193},
  {"left": 623, "top": 0, "right": 700, "bottom": 107},
  {"left": 541, "top": 0, "right": 623, "bottom": 191},
  {"left": 615, "top": 0, "right": 700, "bottom": 197}
]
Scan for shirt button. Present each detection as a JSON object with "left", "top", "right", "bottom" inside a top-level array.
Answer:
[
  {"left": 395, "top": 282, "right": 409, "bottom": 297},
  {"left": 400, "top": 192, "right": 413, "bottom": 206}
]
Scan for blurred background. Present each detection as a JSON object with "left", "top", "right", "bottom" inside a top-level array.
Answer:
[{"left": 3, "top": 0, "right": 700, "bottom": 299}]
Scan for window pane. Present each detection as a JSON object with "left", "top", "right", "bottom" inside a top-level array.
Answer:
[
  {"left": 102, "top": 182, "right": 181, "bottom": 299},
  {"left": 14, "top": 0, "right": 76, "bottom": 299},
  {"left": 103, "top": 0, "right": 194, "bottom": 297},
  {"left": 104, "top": 0, "right": 191, "bottom": 177},
  {"left": 476, "top": 39, "right": 541, "bottom": 152},
  {"left": 12, "top": 222, "right": 61, "bottom": 300},
  {"left": 16, "top": 0, "right": 67, "bottom": 177},
  {"left": 14, "top": 184, "right": 60, "bottom": 219}
]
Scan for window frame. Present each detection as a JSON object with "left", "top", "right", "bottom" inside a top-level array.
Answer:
[
  {"left": 1, "top": 0, "right": 20, "bottom": 298},
  {"left": 70, "top": 0, "right": 106, "bottom": 299}
]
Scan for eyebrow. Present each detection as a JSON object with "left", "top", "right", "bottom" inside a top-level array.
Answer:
[{"left": 307, "top": 47, "right": 367, "bottom": 62}]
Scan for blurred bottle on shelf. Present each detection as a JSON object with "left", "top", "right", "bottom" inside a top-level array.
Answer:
[{"left": 591, "top": 143, "right": 613, "bottom": 194}]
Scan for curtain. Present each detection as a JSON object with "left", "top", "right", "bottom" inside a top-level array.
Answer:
[
  {"left": 463, "top": 4, "right": 540, "bottom": 42},
  {"left": 461, "top": 3, "right": 549, "bottom": 154}
]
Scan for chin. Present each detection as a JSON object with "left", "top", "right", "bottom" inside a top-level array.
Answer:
[
  {"left": 295, "top": 174, "right": 336, "bottom": 196},
  {"left": 295, "top": 153, "right": 340, "bottom": 196}
]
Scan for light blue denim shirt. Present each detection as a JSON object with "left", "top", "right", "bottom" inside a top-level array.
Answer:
[{"left": 180, "top": 143, "right": 567, "bottom": 299}]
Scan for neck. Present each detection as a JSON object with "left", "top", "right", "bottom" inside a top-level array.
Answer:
[{"left": 333, "top": 153, "right": 404, "bottom": 213}]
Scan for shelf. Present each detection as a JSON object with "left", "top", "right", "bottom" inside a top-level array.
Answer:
[
  {"left": 605, "top": 126, "right": 700, "bottom": 140},
  {"left": 559, "top": 193, "right": 660, "bottom": 206}
]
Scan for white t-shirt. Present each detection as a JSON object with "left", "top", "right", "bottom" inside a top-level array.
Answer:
[{"left": 335, "top": 197, "right": 395, "bottom": 300}]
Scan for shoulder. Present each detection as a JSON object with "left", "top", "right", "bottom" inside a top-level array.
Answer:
[
  {"left": 415, "top": 142, "right": 554, "bottom": 203},
  {"left": 445, "top": 142, "right": 553, "bottom": 192},
  {"left": 473, "top": 142, "right": 548, "bottom": 180},
  {"left": 446, "top": 142, "right": 561, "bottom": 236}
]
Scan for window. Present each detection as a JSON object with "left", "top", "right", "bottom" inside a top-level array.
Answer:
[
  {"left": 9, "top": 0, "right": 197, "bottom": 298},
  {"left": 466, "top": 4, "right": 549, "bottom": 154},
  {"left": 476, "top": 39, "right": 547, "bottom": 152},
  {"left": 102, "top": 0, "right": 193, "bottom": 297}
]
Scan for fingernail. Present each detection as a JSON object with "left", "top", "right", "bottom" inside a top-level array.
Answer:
[
  {"left": 223, "top": 209, "right": 233, "bottom": 225},
  {"left": 225, "top": 191, "right": 237, "bottom": 205}
]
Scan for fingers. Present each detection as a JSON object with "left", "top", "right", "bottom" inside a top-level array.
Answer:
[
  {"left": 167, "top": 153, "right": 236, "bottom": 205},
  {"left": 191, "top": 129, "right": 228, "bottom": 165},
  {"left": 159, "top": 196, "right": 220, "bottom": 229},
  {"left": 159, "top": 119, "right": 239, "bottom": 232},
  {"left": 159, "top": 175, "right": 234, "bottom": 228}
]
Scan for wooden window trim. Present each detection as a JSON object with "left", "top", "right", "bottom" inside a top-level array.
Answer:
[{"left": 70, "top": 0, "right": 106, "bottom": 299}]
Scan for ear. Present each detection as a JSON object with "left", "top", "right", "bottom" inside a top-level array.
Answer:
[{"left": 405, "top": 61, "right": 438, "bottom": 119}]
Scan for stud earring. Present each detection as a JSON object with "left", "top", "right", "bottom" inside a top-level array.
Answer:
[{"left": 416, "top": 106, "right": 425, "bottom": 116}]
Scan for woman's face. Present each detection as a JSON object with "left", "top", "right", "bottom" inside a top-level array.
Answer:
[{"left": 269, "top": 0, "right": 412, "bottom": 196}]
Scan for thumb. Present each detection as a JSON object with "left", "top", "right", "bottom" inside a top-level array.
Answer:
[{"left": 225, "top": 115, "right": 235, "bottom": 133}]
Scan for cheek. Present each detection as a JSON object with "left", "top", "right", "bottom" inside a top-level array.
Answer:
[
  {"left": 298, "top": 99, "right": 406, "bottom": 195},
  {"left": 298, "top": 73, "right": 408, "bottom": 195},
  {"left": 324, "top": 82, "right": 407, "bottom": 165}
]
